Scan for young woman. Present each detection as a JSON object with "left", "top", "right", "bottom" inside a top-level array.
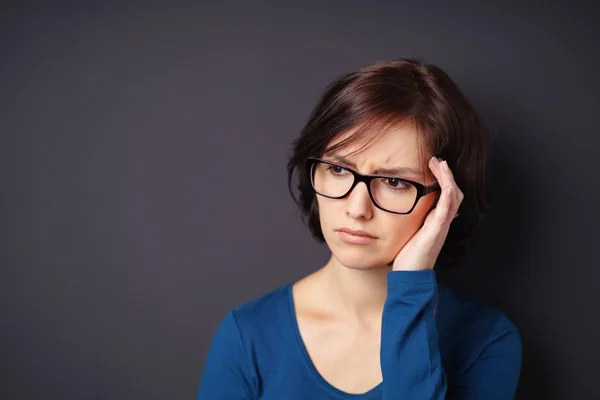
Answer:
[{"left": 198, "top": 59, "right": 522, "bottom": 399}]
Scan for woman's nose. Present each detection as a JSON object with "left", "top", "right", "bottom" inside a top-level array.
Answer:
[{"left": 345, "top": 182, "right": 373, "bottom": 219}]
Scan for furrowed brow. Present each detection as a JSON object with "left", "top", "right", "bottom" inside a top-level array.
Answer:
[{"left": 326, "top": 155, "right": 423, "bottom": 177}]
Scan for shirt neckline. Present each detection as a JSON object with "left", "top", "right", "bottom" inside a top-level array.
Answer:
[{"left": 285, "top": 283, "right": 383, "bottom": 399}]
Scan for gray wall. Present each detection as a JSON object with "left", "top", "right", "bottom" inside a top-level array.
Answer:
[{"left": 2, "top": 2, "right": 598, "bottom": 399}]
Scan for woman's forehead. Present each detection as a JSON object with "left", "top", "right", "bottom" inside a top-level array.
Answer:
[{"left": 325, "top": 123, "right": 427, "bottom": 168}]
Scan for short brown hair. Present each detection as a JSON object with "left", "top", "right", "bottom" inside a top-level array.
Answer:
[{"left": 287, "top": 58, "right": 487, "bottom": 267}]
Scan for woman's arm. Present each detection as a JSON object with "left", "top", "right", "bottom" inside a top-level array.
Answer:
[
  {"left": 197, "top": 310, "right": 257, "bottom": 399},
  {"left": 380, "top": 269, "right": 522, "bottom": 399},
  {"left": 381, "top": 269, "right": 447, "bottom": 399}
]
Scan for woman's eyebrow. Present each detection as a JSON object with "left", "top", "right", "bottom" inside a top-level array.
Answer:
[
  {"left": 373, "top": 165, "right": 423, "bottom": 176},
  {"left": 327, "top": 155, "right": 423, "bottom": 176}
]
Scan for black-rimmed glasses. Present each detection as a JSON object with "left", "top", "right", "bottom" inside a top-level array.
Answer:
[{"left": 307, "top": 157, "right": 440, "bottom": 214}]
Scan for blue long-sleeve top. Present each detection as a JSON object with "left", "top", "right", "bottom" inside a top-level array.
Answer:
[{"left": 198, "top": 270, "right": 522, "bottom": 399}]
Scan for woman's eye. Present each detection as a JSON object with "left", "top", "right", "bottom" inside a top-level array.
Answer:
[
  {"left": 386, "top": 178, "right": 407, "bottom": 188},
  {"left": 329, "top": 166, "right": 346, "bottom": 174}
]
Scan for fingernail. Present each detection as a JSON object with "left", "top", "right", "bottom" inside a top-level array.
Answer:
[
  {"left": 431, "top": 156, "right": 440, "bottom": 165},
  {"left": 442, "top": 161, "right": 449, "bottom": 171}
]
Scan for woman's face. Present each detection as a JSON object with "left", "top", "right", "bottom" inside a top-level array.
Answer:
[{"left": 316, "top": 123, "right": 439, "bottom": 270}]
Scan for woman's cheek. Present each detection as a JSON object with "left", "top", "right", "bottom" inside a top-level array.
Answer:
[{"left": 385, "top": 216, "right": 424, "bottom": 251}]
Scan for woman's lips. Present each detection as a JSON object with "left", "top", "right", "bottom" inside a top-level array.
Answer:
[{"left": 336, "top": 228, "right": 377, "bottom": 245}]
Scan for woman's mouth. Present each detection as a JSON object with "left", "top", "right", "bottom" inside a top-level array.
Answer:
[{"left": 336, "top": 227, "right": 378, "bottom": 245}]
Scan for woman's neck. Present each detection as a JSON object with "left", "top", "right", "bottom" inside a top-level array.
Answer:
[{"left": 318, "top": 255, "right": 391, "bottom": 324}]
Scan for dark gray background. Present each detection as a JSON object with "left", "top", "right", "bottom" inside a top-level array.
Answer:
[{"left": 2, "top": 2, "right": 598, "bottom": 399}]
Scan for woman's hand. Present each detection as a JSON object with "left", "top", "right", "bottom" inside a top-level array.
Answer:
[{"left": 392, "top": 156, "right": 464, "bottom": 272}]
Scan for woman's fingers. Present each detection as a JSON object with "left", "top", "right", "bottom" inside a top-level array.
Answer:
[
  {"left": 428, "top": 157, "right": 463, "bottom": 224},
  {"left": 437, "top": 185, "right": 455, "bottom": 224},
  {"left": 439, "top": 158, "right": 465, "bottom": 206}
]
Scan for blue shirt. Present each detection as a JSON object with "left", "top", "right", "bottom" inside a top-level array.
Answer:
[{"left": 198, "top": 270, "right": 521, "bottom": 399}]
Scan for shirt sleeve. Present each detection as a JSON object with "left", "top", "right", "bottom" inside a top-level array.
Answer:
[
  {"left": 197, "top": 310, "right": 257, "bottom": 400},
  {"left": 381, "top": 270, "right": 522, "bottom": 400},
  {"left": 381, "top": 269, "right": 447, "bottom": 399}
]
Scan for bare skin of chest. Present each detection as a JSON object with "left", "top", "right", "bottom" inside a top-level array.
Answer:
[{"left": 295, "top": 311, "right": 383, "bottom": 394}]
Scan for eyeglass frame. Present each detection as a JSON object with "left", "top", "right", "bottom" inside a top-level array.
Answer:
[{"left": 306, "top": 157, "right": 441, "bottom": 215}]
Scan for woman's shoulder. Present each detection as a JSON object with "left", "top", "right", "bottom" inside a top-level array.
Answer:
[
  {"left": 436, "top": 283, "right": 522, "bottom": 381},
  {"left": 225, "top": 283, "right": 294, "bottom": 339},
  {"left": 437, "top": 283, "right": 520, "bottom": 349}
]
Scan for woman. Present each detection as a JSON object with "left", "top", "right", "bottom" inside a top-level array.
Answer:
[{"left": 198, "top": 58, "right": 522, "bottom": 399}]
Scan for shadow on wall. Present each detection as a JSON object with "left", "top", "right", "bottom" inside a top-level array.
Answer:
[{"left": 435, "top": 134, "right": 557, "bottom": 399}]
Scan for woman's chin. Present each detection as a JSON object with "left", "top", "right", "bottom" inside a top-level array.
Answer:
[{"left": 333, "top": 252, "right": 393, "bottom": 271}]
